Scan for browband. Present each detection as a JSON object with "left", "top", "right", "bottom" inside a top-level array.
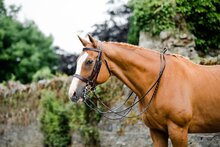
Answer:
[
  {"left": 73, "top": 45, "right": 111, "bottom": 89},
  {"left": 83, "top": 48, "right": 100, "bottom": 52}
]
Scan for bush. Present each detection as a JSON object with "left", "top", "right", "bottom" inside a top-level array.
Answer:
[
  {"left": 176, "top": 0, "right": 220, "bottom": 51},
  {"left": 38, "top": 77, "right": 123, "bottom": 147},
  {"left": 128, "top": 0, "right": 176, "bottom": 44},
  {"left": 40, "top": 90, "right": 71, "bottom": 147},
  {"left": 128, "top": 0, "right": 220, "bottom": 51},
  {"left": 0, "top": 1, "right": 58, "bottom": 83},
  {"left": 80, "top": 125, "right": 100, "bottom": 147},
  {"left": 68, "top": 77, "right": 124, "bottom": 147},
  {"left": 32, "top": 67, "right": 54, "bottom": 82}
]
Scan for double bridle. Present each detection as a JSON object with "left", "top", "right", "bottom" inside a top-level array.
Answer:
[{"left": 73, "top": 45, "right": 167, "bottom": 120}]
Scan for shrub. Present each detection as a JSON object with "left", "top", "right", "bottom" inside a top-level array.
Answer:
[
  {"left": 176, "top": 0, "right": 220, "bottom": 51},
  {"left": 40, "top": 90, "right": 71, "bottom": 147},
  {"left": 68, "top": 77, "right": 124, "bottom": 147},
  {"left": 80, "top": 125, "right": 100, "bottom": 147},
  {"left": 128, "top": 0, "right": 220, "bottom": 51},
  {"left": 32, "top": 67, "right": 54, "bottom": 82},
  {"left": 128, "top": 0, "right": 176, "bottom": 44}
]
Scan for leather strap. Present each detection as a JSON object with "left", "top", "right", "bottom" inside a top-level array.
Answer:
[
  {"left": 73, "top": 74, "right": 88, "bottom": 83},
  {"left": 83, "top": 48, "right": 100, "bottom": 52}
]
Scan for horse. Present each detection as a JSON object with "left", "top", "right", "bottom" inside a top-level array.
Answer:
[{"left": 68, "top": 35, "right": 220, "bottom": 147}]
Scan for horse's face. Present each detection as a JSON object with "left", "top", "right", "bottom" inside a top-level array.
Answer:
[{"left": 68, "top": 35, "right": 111, "bottom": 102}]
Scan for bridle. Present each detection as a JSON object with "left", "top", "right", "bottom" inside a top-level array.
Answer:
[
  {"left": 73, "top": 47, "right": 105, "bottom": 90},
  {"left": 72, "top": 45, "right": 167, "bottom": 120}
]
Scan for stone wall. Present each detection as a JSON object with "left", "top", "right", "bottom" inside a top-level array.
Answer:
[
  {"left": 97, "top": 112, "right": 220, "bottom": 147},
  {"left": 0, "top": 121, "right": 43, "bottom": 147},
  {"left": 0, "top": 77, "right": 70, "bottom": 147},
  {"left": 1, "top": 41, "right": 220, "bottom": 146},
  {"left": 139, "top": 31, "right": 220, "bottom": 65},
  {"left": 139, "top": 31, "right": 199, "bottom": 60}
]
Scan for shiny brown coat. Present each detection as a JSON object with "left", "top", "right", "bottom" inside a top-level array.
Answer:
[{"left": 70, "top": 35, "right": 220, "bottom": 147}]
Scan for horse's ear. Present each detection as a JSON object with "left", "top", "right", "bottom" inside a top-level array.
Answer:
[
  {"left": 77, "top": 35, "right": 90, "bottom": 47},
  {"left": 88, "top": 34, "right": 98, "bottom": 48}
]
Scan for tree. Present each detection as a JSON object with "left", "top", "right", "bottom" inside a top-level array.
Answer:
[
  {"left": 0, "top": 1, "right": 58, "bottom": 83},
  {"left": 90, "top": 0, "right": 131, "bottom": 42},
  {"left": 0, "top": 0, "right": 6, "bottom": 16}
]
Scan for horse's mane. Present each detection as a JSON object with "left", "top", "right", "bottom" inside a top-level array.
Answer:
[
  {"left": 108, "top": 41, "right": 151, "bottom": 51},
  {"left": 105, "top": 41, "right": 199, "bottom": 67},
  {"left": 107, "top": 41, "right": 160, "bottom": 55},
  {"left": 107, "top": 41, "right": 186, "bottom": 59}
]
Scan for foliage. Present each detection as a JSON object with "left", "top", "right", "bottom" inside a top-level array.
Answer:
[
  {"left": 0, "top": 0, "right": 6, "bottom": 16},
  {"left": 79, "top": 77, "right": 123, "bottom": 146},
  {"left": 95, "top": 77, "right": 124, "bottom": 106},
  {"left": 90, "top": 0, "right": 131, "bottom": 42},
  {"left": 32, "top": 67, "right": 54, "bottom": 82},
  {"left": 1, "top": 74, "right": 124, "bottom": 146},
  {"left": 38, "top": 77, "right": 123, "bottom": 147},
  {"left": 128, "top": 0, "right": 220, "bottom": 51},
  {"left": 127, "top": 16, "right": 139, "bottom": 45},
  {"left": 80, "top": 125, "right": 100, "bottom": 147},
  {"left": 0, "top": 64, "right": 125, "bottom": 146},
  {"left": 67, "top": 100, "right": 101, "bottom": 147},
  {"left": 68, "top": 77, "right": 124, "bottom": 146},
  {"left": 40, "top": 90, "right": 71, "bottom": 147},
  {"left": 128, "top": 0, "right": 176, "bottom": 44},
  {"left": 176, "top": 0, "right": 220, "bottom": 51},
  {"left": 0, "top": 1, "right": 58, "bottom": 83}
]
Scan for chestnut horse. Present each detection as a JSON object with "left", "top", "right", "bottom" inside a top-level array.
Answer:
[{"left": 68, "top": 35, "right": 220, "bottom": 147}]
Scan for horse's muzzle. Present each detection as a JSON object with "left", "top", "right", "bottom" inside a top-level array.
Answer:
[
  {"left": 70, "top": 92, "right": 79, "bottom": 102},
  {"left": 70, "top": 96, "right": 79, "bottom": 102},
  {"left": 70, "top": 90, "right": 84, "bottom": 103}
]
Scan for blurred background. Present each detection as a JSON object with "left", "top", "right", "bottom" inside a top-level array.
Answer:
[{"left": 0, "top": 0, "right": 220, "bottom": 147}]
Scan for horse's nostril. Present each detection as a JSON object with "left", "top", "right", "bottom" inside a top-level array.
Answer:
[{"left": 70, "top": 92, "right": 78, "bottom": 102}]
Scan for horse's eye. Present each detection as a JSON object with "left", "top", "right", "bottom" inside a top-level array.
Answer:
[{"left": 86, "top": 59, "right": 93, "bottom": 65}]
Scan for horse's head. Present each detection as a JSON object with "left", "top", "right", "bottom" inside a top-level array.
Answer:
[{"left": 68, "top": 35, "right": 111, "bottom": 102}]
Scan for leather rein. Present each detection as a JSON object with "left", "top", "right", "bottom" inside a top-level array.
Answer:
[{"left": 73, "top": 46, "right": 167, "bottom": 120}]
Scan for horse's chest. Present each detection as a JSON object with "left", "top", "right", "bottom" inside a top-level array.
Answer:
[{"left": 142, "top": 112, "right": 167, "bottom": 131}]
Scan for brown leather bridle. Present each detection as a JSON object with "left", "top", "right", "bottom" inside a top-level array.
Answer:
[
  {"left": 73, "top": 47, "right": 103, "bottom": 89},
  {"left": 73, "top": 46, "right": 111, "bottom": 100},
  {"left": 72, "top": 46, "right": 167, "bottom": 120}
]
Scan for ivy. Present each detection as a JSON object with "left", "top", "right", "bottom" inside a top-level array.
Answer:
[
  {"left": 128, "top": 0, "right": 220, "bottom": 52},
  {"left": 128, "top": 0, "right": 176, "bottom": 44},
  {"left": 176, "top": 0, "right": 220, "bottom": 51}
]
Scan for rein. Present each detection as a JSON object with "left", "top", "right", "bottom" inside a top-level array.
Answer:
[{"left": 73, "top": 46, "right": 167, "bottom": 120}]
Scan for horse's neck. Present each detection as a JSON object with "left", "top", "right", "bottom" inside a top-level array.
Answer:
[{"left": 103, "top": 42, "right": 161, "bottom": 97}]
